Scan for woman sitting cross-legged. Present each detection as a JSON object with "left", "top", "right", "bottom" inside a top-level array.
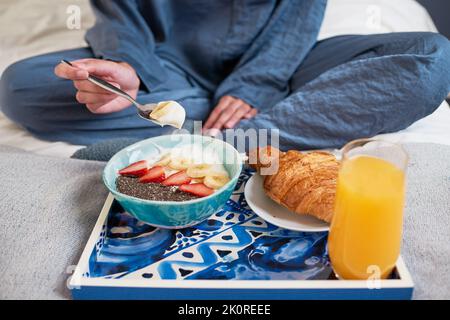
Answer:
[{"left": 1, "top": 0, "right": 449, "bottom": 150}]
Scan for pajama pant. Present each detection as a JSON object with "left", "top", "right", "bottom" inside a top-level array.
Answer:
[{"left": 1, "top": 32, "right": 449, "bottom": 150}]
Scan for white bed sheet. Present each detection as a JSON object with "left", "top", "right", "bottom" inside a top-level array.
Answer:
[
  {"left": 375, "top": 101, "right": 450, "bottom": 146},
  {"left": 0, "top": 0, "right": 448, "bottom": 158}
]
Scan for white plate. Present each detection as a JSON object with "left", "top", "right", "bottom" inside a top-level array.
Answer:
[{"left": 244, "top": 174, "right": 330, "bottom": 232}]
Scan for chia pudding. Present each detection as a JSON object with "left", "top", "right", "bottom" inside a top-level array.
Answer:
[{"left": 116, "top": 176, "right": 199, "bottom": 202}]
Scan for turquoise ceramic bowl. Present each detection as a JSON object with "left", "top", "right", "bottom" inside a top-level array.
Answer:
[{"left": 103, "top": 134, "right": 243, "bottom": 229}]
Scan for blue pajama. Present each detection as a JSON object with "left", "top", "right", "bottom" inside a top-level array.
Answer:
[{"left": 0, "top": 0, "right": 449, "bottom": 149}]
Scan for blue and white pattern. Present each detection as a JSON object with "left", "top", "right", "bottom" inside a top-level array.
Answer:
[{"left": 86, "top": 169, "right": 332, "bottom": 281}]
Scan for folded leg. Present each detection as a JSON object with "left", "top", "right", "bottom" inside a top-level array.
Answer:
[
  {"left": 0, "top": 48, "right": 212, "bottom": 145},
  {"left": 237, "top": 32, "right": 450, "bottom": 150}
]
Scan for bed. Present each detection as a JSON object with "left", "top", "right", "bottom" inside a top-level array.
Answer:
[
  {"left": 1, "top": 0, "right": 449, "bottom": 300},
  {"left": 0, "top": 0, "right": 449, "bottom": 158}
]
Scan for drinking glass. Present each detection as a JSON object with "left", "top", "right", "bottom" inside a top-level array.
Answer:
[{"left": 328, "top": 139, "right": 409, "bottom": 280}]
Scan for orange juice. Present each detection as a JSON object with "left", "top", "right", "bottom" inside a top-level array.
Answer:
[{"left": 328, "top": 155, "right": 405, "bottom": 280}]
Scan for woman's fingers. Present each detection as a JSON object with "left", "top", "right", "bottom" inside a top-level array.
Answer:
[
  {"left": 54, "top": 62, "right": 88, "bottom": 80},
  {"left": 85, "top": 102, "right": 105, "bottom": 111},
  {"left": 76, "top": 91, "right": 116, "bottom": 105},
  {"left": 55, "top": 59, "right": 120, "bottom": 81},
  {"left": 224, "top": 104, "right": 251, "bottom": 129},
  {"left": 203, "top": 96, "right": 233, "bottom": 130},
  {"left": 87, "top": 98, "right": 131, "bottom": 114},
  {"left": 72, "top": 59, "right": 120, "bottom": 78},
  {"left": 73, "top": 80, "right": 120, "bottom": 94},
  {"left": 211, "top": 103, "right": 239, "bottom": 129},
  {"left": 203, "top": 96, "right": 256, "bottom": 131},
  {"left": 211, "top": 102, "right": 242, "bottom": 130},
  {"left": 244, "top": 108, "right": 258, "bottom": 119}
]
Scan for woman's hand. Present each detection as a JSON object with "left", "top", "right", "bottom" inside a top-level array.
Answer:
[
  {"left": 203, "top": 96, "right": 258, "bottom": 131},
  {"left": 54, "top": 59, "right": 140, "bottom": 114}
]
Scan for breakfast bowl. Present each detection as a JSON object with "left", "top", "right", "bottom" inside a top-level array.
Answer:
[{"left": 103, "top": 134, "right": 243, "bottom": 229}]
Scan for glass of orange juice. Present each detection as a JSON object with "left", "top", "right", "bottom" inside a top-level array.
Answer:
[{"left": 328, "top": 139, "right": 408, "bottom": 280}]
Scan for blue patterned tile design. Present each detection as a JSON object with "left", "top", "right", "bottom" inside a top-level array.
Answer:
[{"left": 86, "top": 169, "right": 332, "bottom": 281}]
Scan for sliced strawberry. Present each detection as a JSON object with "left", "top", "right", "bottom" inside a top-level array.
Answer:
[
  {"left": 162, "top": 170, "right": 192, "bottom": 186},
  {"left": 139, "top": 166, "right": 165, "bottom": 183},
  {"left": 118, "top": 160, "right": 148, "bottom": 177},
  {"left": 179, "top": 183, "right": 214, "bottom": 198}
]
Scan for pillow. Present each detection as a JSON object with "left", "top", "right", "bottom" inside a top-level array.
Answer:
[{"left": 318, "top": 0, "right": 437, "bottom": 40}]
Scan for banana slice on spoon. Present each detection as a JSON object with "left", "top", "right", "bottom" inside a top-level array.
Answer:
[{"left": 148, "top": 101, "right": 186, "bottom": 129}]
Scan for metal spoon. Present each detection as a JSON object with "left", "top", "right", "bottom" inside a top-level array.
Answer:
[{"left": 60, "top": 60, "right": 157, "bottom": 122}]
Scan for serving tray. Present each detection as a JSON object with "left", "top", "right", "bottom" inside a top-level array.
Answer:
[{"left": 70, "top": 169, "right": 413, "bottom": 300}]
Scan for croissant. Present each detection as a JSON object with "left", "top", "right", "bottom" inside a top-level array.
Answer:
[{"left": 248, "top": 146, "right": 339, "bottom": 223}]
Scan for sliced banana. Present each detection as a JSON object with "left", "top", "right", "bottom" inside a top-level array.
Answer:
[
  {"left": 154, "top": 153, "right": 171, "bottom": 167},
  {"left": 204, "top": 173, "right": 230, "bottom": 189},
  {"left": 209, "top": 164, "right": 229, "bottom": 176},
  {"left": 169, "top": 157, "right": 193, "bottom": 170},
  {"left": 186, "top": 163, "right": 213, "bottom": 178}
]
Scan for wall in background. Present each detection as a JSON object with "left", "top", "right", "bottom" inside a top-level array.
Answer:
[{"left": 417, "top": 0, "right": 450, "bottom": 38}]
